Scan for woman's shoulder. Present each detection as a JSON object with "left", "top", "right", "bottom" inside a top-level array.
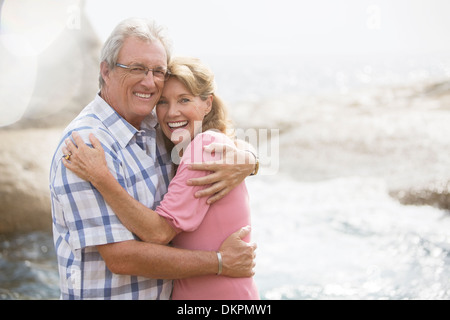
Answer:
[
  {"left": 195, "top": 129, "right": 234, "bottom": 146},
  {"left": 181, "top": 130, "right": 233, "bottom": 164}
]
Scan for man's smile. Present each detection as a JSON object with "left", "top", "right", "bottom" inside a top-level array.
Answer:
[{"left": 133, "top": 91, "right": 153, "bottom": 99}]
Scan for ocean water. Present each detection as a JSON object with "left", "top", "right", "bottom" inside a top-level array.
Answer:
[
  {"left": 1, "top": 53, "right": 450, "bottom": 299},
  {"left": 249, "top": 176, "right": 450, "bottom": 299},
  {"left": 0, "top": 231, "right": 59, "bottom": 299},
  {"left": 1, "top": 176, "right": 449, "bottom": 300}
]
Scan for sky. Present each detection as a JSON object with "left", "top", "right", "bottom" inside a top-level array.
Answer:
[
  {"left": 85, "top": 0, "right": 450, "bottom": 56},
  {"left": 1, "top": 0, "right": 449, "bottom": 58}
]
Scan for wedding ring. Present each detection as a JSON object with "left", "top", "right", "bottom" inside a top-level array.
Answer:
[{"left": 63, "top": 152, "right": 72, "bottom": 161}]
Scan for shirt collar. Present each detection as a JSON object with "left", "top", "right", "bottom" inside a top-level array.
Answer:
[{"left": 93, "top": 93, "right": 159, "bottom": 148}]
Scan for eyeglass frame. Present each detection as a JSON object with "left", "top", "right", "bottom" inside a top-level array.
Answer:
[{"left": 115, "top": 62, "right": 171, "bottom": 81}]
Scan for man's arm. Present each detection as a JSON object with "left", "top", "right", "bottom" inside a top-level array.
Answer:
[
  {"left": 187, "top": 139, "right": 258, "bottom": 204},
  {"left": 97, "top": 226, "right": 256, "bottom": 279}
]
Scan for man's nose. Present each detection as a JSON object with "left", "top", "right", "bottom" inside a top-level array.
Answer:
[{"left": 140, "top": 71, "right": 157, "bottom": 88}]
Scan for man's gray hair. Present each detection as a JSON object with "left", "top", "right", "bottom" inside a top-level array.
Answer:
[{"left": 98, "top": 17, "right": 172, "bottom": 88}]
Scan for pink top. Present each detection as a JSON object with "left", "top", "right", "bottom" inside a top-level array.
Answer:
[{"left": 156, "top": 130, "right": 259, "bottom": 300}]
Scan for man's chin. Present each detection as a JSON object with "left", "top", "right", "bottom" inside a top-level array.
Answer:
[{"left": 133, "top": 104, "right": 157, "bottom": 116}]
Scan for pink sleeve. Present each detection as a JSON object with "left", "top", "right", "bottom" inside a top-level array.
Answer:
[{"left": 156, "top": 132, "right": 226, "bottom": 233}]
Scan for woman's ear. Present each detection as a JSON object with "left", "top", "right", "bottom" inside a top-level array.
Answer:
[{"left": 205, "top": 95, "right": 213, "bottom": 115}]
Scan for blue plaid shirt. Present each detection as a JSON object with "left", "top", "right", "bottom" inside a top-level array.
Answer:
[{"left": 49, "top": 94, "right": 173, "bottom": 299}]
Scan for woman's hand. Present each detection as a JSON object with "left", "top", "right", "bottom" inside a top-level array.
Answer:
[
  {"left": 186, "top": 142, "right": 257, "bottom": 204},
  {"left": 62, "top": 131, "right": 109, "bottom": 185}
]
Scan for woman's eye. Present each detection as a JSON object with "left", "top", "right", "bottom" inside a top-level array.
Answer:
[
  {"left": 180, "top": 98, "right": 190, "bottom": 103},
  {"left": 156, "top": 100, "right": 168, "bottom": 105}
]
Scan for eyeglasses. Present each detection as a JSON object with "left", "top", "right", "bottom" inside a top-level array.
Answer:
[{"left": 115, "top": 63, "right": 171, "bottom": 81}]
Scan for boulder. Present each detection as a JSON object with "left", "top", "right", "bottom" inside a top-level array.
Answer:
[
  {"left": 0, "top": 128, "right": 62, "bottom": 233},
  {"left": 0, "top": 0, "right": 101, "bottom": 233}
]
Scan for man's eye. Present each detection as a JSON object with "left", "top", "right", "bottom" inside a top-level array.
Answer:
[
  {"left": 153, "top": 70, "right": 165, "bottom": 77},
  {"left": 130, "top": 66, "right": 145, "bottom": 73}
]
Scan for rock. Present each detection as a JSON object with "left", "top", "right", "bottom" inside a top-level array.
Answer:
[
  {"left": 0, "top": 1, "right": 101, "bottom": 233},
  {"left": 1, "top": 0, "right": 101, "bottom": 129},
  {"left": 390, "top": 181, "right": 450, "bottom": 211},
  {"left": 0, "top": 128, "right": 63, "bottom": 233}
]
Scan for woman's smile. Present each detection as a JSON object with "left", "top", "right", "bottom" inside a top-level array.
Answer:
[
  {"left": 167, "top": 120, "right": 189, "bottom": 132},
  {"left": 156, "top": 78, "right": 212, "bottom": 144}
]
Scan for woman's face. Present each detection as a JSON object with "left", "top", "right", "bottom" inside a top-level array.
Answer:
[{"left": 156, "top": 78, "right": 212, "bottom": 145}]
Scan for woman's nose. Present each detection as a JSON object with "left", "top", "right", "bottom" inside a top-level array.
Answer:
[{"left": 166, "top": 104, "right": 181, "bottom": 117}]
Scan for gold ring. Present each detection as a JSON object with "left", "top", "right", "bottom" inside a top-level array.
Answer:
[{"left": 63, "top": 152, "right": 72, "bottom": 161}]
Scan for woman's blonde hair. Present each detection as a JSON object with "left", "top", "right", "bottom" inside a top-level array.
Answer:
[{"left": 168, "top": 56, "right": 233, "bottom": 136}]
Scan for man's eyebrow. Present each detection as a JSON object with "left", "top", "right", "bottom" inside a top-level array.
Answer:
[{"left": 126, "top": 61, "right": 145, "bottom": 66}]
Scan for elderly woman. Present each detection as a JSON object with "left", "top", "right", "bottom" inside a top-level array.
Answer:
[{"left": 63, "top": 56, "right": 260, "bottom": 300}]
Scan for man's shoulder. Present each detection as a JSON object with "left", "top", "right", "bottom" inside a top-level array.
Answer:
[
  {"left": 63, "top": 97, "right": 120, "bottom": 141},
  {"left": 67, "top": 99, "right": 105, "bottom": 128}
]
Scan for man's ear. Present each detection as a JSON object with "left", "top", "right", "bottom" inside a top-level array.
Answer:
[{"left": 100, "top": 61, "right": 111, "bottom": 84}]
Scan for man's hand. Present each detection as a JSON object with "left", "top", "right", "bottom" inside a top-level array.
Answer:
[
  {"left": 187, "top": 142, "right": 257, "bottom": 204},
  {"left": 218, "top": 226, "right": 256, "bottom": 278}
]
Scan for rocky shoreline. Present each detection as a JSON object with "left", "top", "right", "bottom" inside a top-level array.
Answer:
[
  {"left": 390, "top": 180, "right": 450, "bottom": 211},
  {"left": 2, "top": 79, "right": 450, "bottom": 233}
]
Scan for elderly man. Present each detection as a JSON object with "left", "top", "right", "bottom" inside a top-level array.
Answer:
[{"left": 49, "top": 18, "right": 257, "bottom": 300}]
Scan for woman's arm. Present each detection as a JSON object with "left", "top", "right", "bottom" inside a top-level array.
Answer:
[{"left": 62, "top": 131, "right": 176, "bottom": 244}]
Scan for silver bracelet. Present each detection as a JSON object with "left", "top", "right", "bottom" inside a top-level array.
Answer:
[{"left": 216, "top": 251, "right": 223, "bottom": 275}]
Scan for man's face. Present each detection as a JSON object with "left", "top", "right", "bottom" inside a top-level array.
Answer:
[{"left": 101, "top": 36, "right": 167, "bottom": 129}]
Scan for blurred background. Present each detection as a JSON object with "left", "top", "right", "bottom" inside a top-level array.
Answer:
[{"left": 1, "top": 0, "right": 450, "bottom": 299}]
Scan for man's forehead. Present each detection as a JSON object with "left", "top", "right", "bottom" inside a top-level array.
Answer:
[{"left": 118, "top": 36, "right": 167, "bottom": 66}]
